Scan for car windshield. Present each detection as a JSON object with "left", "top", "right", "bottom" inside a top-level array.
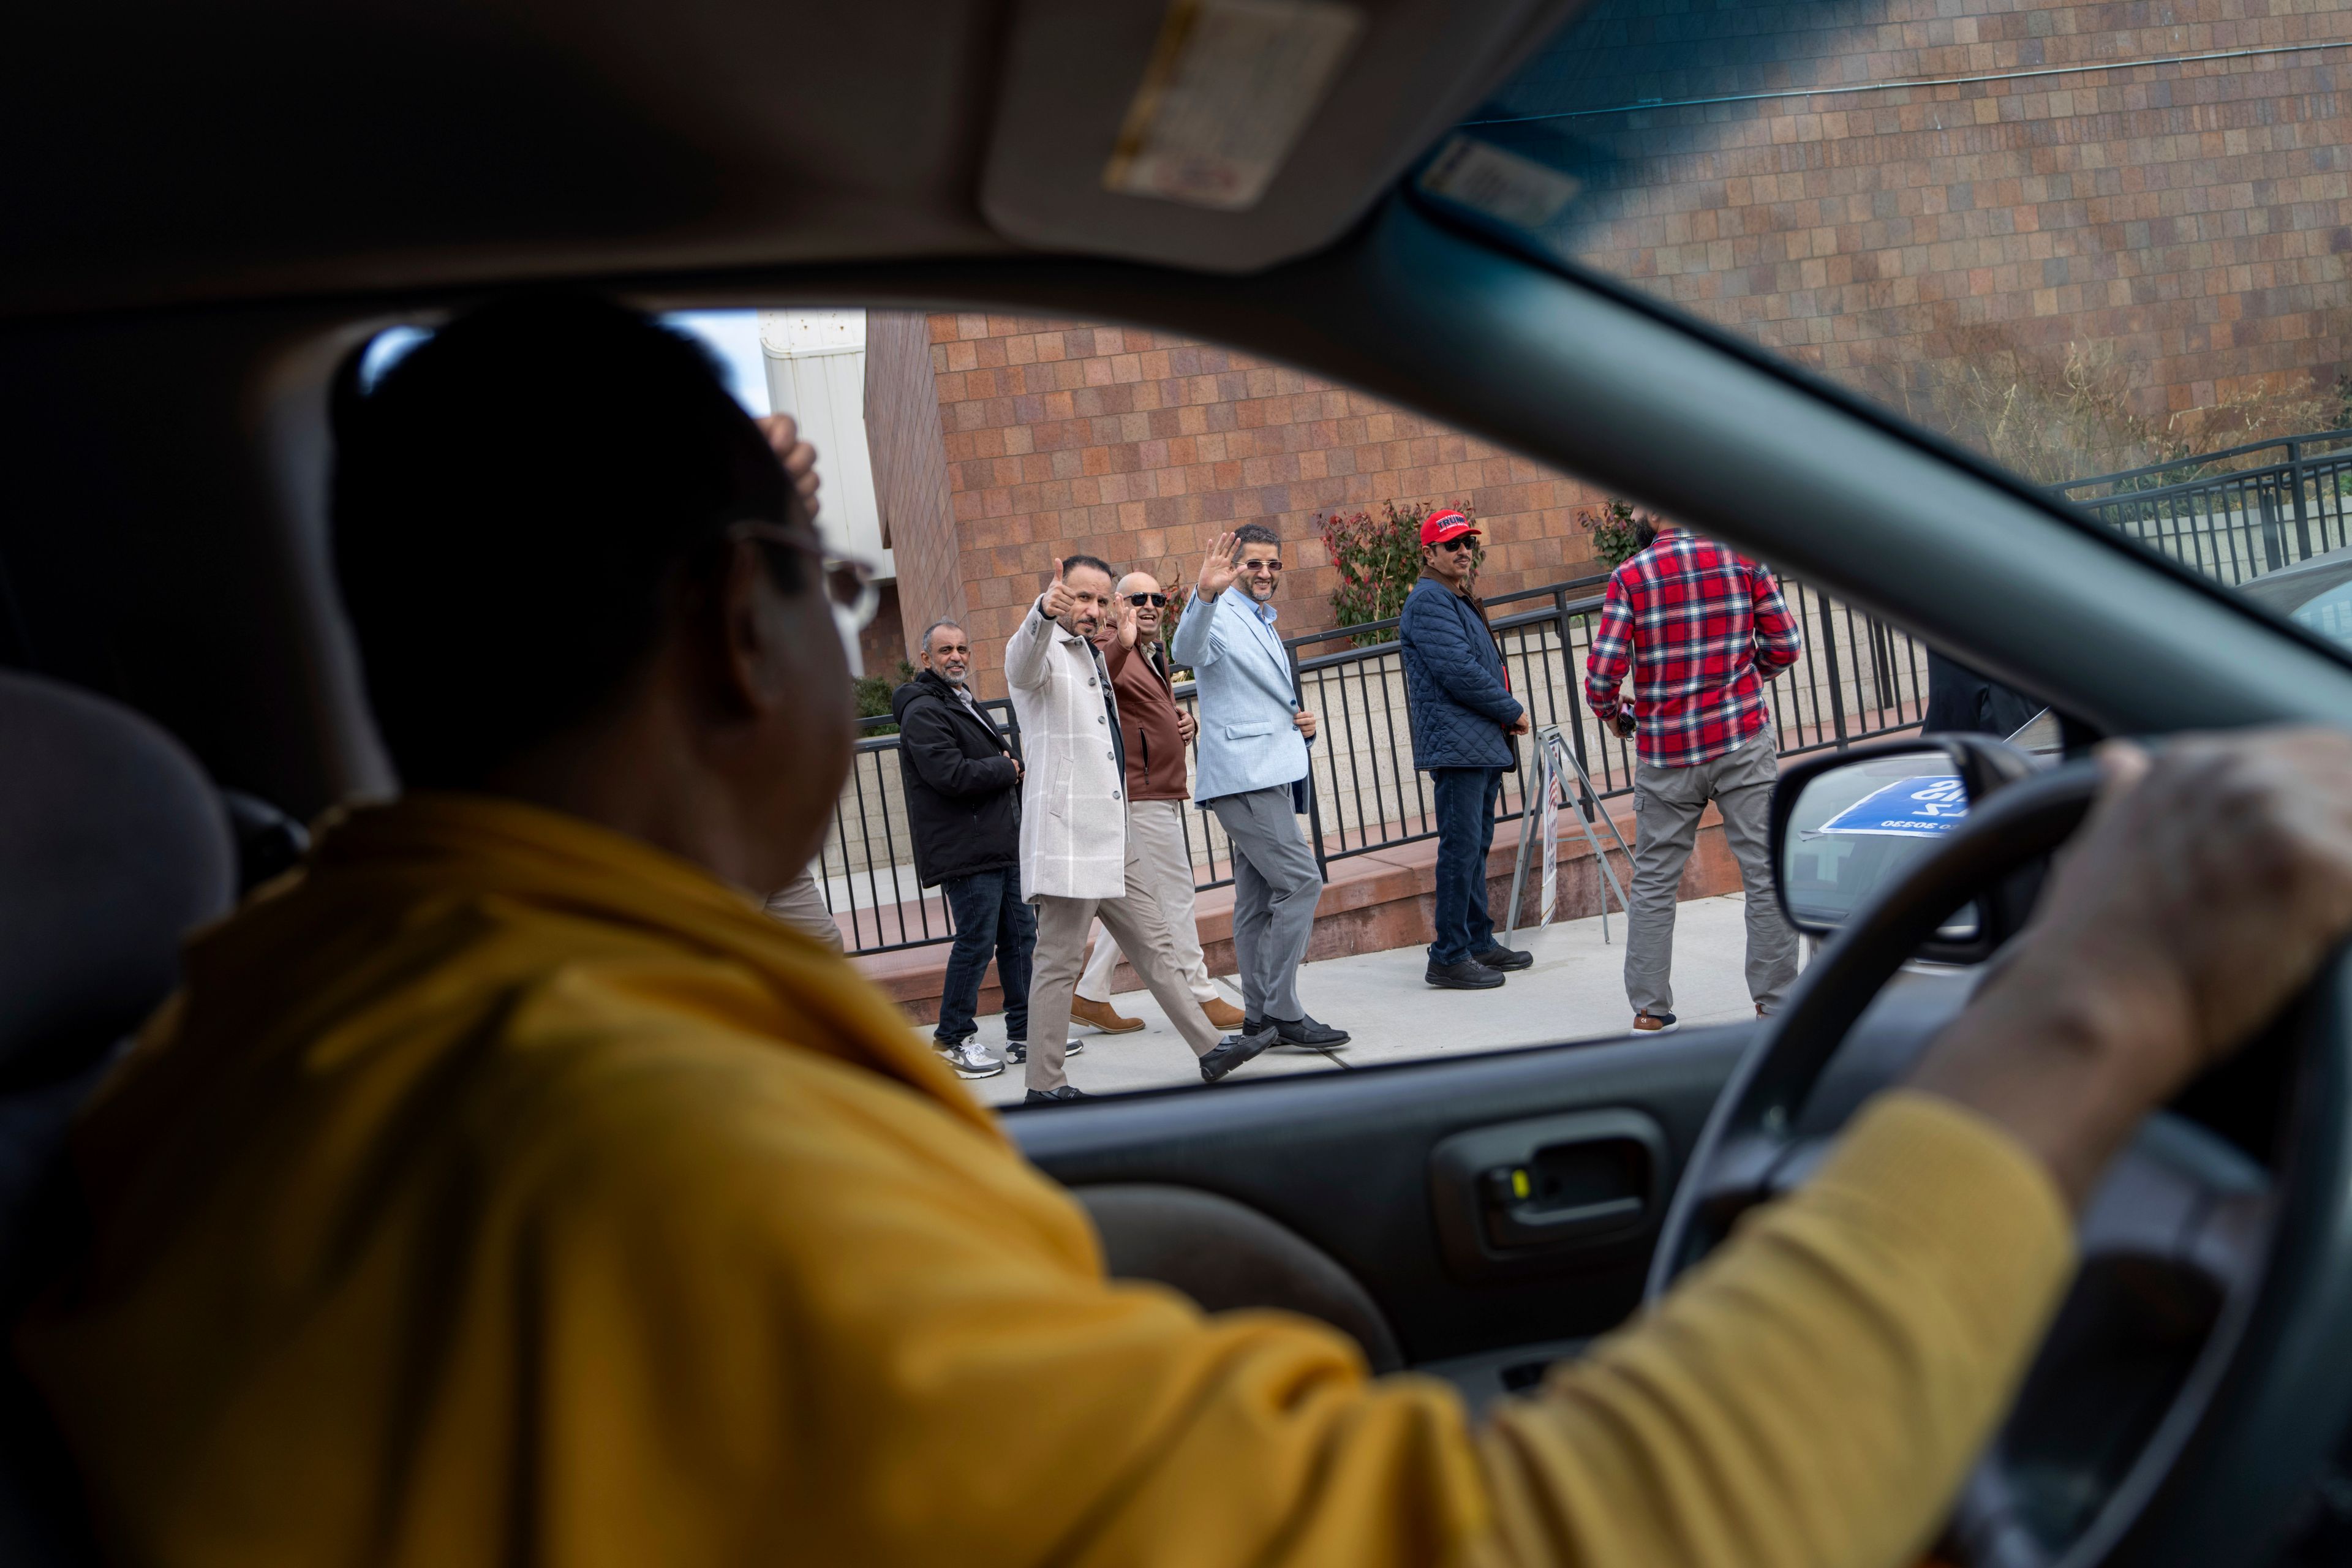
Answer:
[{"left": 1427, "top": 0, "right": 2352, "bottom": 643}]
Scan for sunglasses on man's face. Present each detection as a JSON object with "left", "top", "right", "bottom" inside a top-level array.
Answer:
[
  {"left": 1239, "top": 557, "right": 1283, "bottom": 573},
  {"left": 1126, "top": 592, "right": 1169, "bottom": 607},
  {"left": 1433, "top": 537, "right": 1477, "bottom": 554}
]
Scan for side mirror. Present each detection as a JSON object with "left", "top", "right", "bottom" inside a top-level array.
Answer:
[{"left": 1770, "top": 735, "right": 2042, "bottom": 962}]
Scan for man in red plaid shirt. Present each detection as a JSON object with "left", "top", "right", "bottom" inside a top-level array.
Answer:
[{"left": 1585, "top": 524, "right": 1802, "bottom": 1032}]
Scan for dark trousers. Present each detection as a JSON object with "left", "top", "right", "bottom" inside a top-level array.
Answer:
[
  {"left": 1429, "top": 767, "right": 1505, "bottom": 965},
  {"left": 937, "top": 869, "right": 1034, "bottom": 1044}
]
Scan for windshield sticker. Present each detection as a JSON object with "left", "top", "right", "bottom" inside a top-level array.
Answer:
[
  {"left": 1416, "top": 134, "right": 1584, "bottom": 232},
  {"left": 1819, "top": 774, "right": 1969, "bottom": 837}
]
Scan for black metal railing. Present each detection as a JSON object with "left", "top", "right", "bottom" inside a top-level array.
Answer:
[
  {"left": 818, "top": 424, "right": 2352, "bottom": 955},
  {"left": 2052, "top": 428, "right": 2352, "bottom": 588},
  {"left": 817, "top": 568, "right": 1932, "bottom": 954},
  {"left": 1281, "top": 572, "right": 1929, "bottom": 881}
]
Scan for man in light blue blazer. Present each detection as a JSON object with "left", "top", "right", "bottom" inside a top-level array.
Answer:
[{"left": 1170, "top": 524, "right": 1351, "bottom": 1050}]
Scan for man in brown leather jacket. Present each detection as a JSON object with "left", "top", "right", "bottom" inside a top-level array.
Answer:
[{"left": 1072, "top": 571, "right": 1248, "bottom": 1033}]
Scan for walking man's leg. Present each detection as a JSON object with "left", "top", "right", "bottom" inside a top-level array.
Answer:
[
  {"left": 1024, "top": 895, "right": 1096, "bottom": 1093},
  {"left": 1712, "top": 733, "right": 1800, "bottom": 1011},
  {"left": 765, "top": 864, "right": 844, "bottom": 951},
  {"left": 1074, "top": 921, "right": 1120, "bottom": 1005},
  {"left": 1131, "top": 799, "right": 1219, "bottom": 1004},
  {"left": 1212, "top": 786, "right": 1325, "bottom": 1030},
  {"left": 1095, "top": 849, "right": 1224, "bottom": 1061},
  {"left": 934, "top": 872, "right": 999, "bottom": 1046},
  {"left": 1627, "top": 763, "right": 1707, "bottom": 1022},
  {"left": 1069, "top": 920, "right": 1145, "bottom": 1033},
  {"left": 1210, "top": 794, "right": 1273, "bottom": 1020},
  {"left": 993, "top": 873, "right": 1037, "bottom": 1048}
]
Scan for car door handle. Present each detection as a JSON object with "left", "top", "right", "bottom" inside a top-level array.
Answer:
[
  {"left": 1429, "top": 1109, "right": 1668, "bottom": 1279},
  {"left": 1478, "top": 1185, "right": 1645, "bottom": 1249}
]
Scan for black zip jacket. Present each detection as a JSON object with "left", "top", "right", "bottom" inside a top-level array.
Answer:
[{"left": 890, "top": 669, "right": 1023, "bottom": 888}]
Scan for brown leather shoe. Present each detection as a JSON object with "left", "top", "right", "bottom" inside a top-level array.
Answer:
[
  {"left": 1632, "top": 1010, "right": 1679, "bottom": 1033},
  {"left": 1200, "top": 996, "right": 1246, "bottom": 1030},
  {"left": 1070, "top": 997, "right": 1145, "bottom": 1034}
]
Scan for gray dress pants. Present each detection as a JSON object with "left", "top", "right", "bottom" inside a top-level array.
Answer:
[
  {"left": 1626, "top": 725, "right": 1798, "bottom": 1016},
  {"left": 1205, "top": 785, "right": 1323, "bottom": 1023}
]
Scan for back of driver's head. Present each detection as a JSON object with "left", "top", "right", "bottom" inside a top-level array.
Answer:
[{"left": 333, "top": 296, "right": 791, "bottom": 790}]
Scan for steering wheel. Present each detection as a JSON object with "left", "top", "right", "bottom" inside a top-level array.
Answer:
[{"left": 1646, "top": 760, "right": 2352, "bottom": 1567}]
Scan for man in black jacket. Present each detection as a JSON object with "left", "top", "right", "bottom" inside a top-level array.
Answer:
[{"left": 892, "top": 619, "right": 1031, "bottom": 1078}]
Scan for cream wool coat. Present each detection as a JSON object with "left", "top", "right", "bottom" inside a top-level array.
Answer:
[{"left": 1005, "top": 596, "right": 1128, "bottom": 900}]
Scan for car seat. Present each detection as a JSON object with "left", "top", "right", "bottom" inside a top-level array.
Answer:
[
  {"left": 222, "top": 787, "right": 311, "bottom": 893},
  {"left": 0, "top": 670, "right": 236, "bottom": 1564}
]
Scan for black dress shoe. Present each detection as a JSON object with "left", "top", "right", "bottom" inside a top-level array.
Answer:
[
  {"left": 1023, "top": 1085, "right": 1088, "bottom": 1104},
  {"left": 1469, "top": 944, "right": 1534, "bottom": 972},
  {"left": 1426, "top": 958, "right": 1505, "bottom": 990},
  {"left": 1004, "top": 1039, "right": 1080, "bottom": 1065},
  {"left": 1267, "top": 1013, "right": 1351, "bottom": 1049},
  {"left": 1199, "top": 1027, "right": 1275, "bottom": 1084}
]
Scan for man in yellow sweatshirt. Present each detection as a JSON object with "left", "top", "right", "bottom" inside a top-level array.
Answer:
[{"left": 20, "top": 296, "right": 2352, "bottom": 1568}]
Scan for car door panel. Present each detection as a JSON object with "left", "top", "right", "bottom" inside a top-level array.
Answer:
[
  {"left": 1013, "top": 971, "right": 1983, "bottom": 1372},
  {"left": 1011, "top": 1025, "right": 1751, "bottom": 1366}
]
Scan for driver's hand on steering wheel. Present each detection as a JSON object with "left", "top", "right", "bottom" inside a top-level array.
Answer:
[{"left": 1910, "top": 728, "right": 2352, "bottom": 1210}]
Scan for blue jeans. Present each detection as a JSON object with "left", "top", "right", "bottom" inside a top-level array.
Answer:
[
  {"left": 937, "top": 870, "right": 1035, "bottom": 1045},
  {"left": 1429, "top": 767, "right": 1505, "bottom": 965}
]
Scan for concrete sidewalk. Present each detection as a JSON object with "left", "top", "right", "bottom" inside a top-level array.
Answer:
[{"left": 951, "top": 893, "right": 1774, "bottom": 1107}]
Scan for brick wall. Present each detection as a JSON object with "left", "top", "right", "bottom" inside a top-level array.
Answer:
[
  {"left": 876, "top": 1, "right": 2352, "bottom": 688},
  {"left": 864, "top": 309, "right": 966, "bottom": 665},
  {"left": 1499, "top": 0, "right": 2352, "bottom": 429},
  {"left": 918, "top": 312, "right": 1608, "bottom": 697}
]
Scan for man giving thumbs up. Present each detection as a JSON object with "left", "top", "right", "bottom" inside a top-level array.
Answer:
[{"left": 1005, "top": 552, "right": 1256, "bottom": 1101}]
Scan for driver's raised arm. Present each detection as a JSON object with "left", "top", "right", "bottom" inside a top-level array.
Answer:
[
  {"left": 421, "top": 739, "right": 2334, "bottom": 1568},
  {"left": 741, "top": 728, "right": 2345, "bottom": 1568},
  {"left": 1471, "top": 729, "right": 2352, "bottom": 1567},
  {"left": 470, "top": 992, "right": 2072, "bottom": 1568}
]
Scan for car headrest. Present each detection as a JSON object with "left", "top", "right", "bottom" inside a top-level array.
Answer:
[{"left": 0, "top": 673, "right": 233, "bottom": 1087}]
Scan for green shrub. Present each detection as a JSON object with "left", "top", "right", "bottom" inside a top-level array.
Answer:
[
  {"left": 1575, "top": 499, "right": 1657, "bottom": 570},
  {"left": 1316, "top": 500, "right": 1478, "bottom": 647},
  {"left": 853, "top": 657, "right": 916, "bottom": 735},
  {"left": 1153, "top": 584, "right": 1193, "bottom": 679}
]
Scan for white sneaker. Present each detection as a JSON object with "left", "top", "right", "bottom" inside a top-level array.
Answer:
[{"left": 935, "top": 1039, "right": 1004, "bottom": 1079}]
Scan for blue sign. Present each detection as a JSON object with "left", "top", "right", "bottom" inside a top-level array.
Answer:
[{"left": 1820, "top": 774, "right": 1969, "bottom": 837}]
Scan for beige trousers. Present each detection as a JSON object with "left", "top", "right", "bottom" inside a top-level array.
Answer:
[
  {"left": 764, "top": 865, "right": 844, "bottom": 952},
  {"left": 1076, "top": 798, "right": 1218, "bottom": 1005},
  {"left": 1027, "top": 828, "right": 1223, "bottom": 1092}
]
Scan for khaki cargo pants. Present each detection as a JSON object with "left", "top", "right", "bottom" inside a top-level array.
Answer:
[{"left": 1626, "top": 724, "right": 1798, "bottom": 1017}]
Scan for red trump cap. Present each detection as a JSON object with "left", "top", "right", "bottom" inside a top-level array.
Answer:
[{"left": 1419, "top": 508, "right": 1478, "bottom": 546}]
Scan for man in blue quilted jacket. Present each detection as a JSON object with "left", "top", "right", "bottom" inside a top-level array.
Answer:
[{"left": 1398, "top": 509, "right": 1536, "bottom": 989}]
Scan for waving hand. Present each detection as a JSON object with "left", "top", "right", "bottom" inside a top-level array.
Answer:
[{"left": 1194, "top": 532, "right": 1240, "bottom": 600}]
